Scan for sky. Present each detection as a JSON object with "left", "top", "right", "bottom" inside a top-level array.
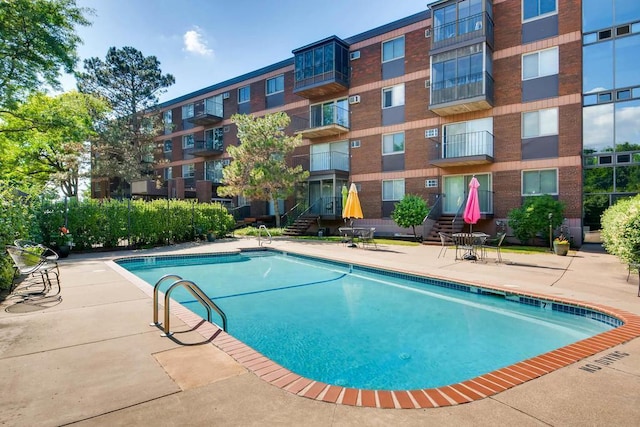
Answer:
[{"left": 61, "top": 0, "right": 431, "bottom": 104}]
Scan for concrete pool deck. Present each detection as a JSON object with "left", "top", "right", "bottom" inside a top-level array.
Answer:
[{"left": 1, "top": 238, "right": 639, "bottom": 426}]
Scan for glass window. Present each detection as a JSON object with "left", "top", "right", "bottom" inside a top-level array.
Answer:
[
  {"left": 582, "top": 0, "right": 613, "bottom": 33},
  {"left": 615, "top": 34, "right": 640, "bottom": 90},
  {"left": 522, "top": 169, "right": 558, "bottom": 195},
  {"left": 181, "top": 103, "right": 194, "bottom": 119},
  {"left": 382, "top": 179, "right": 405, "bottom": 201},
  {"left": 584, "top": 168, "right": 614, "bottom": 192},
  {"left": 182, "top": 134, "right": 194, "bottom": 149},
  {"left": 164, "top": 167, "right": 172, "bottom": 180},
  {"left": 182, "top": 164, "right": 195, "bottom": 178},
  {"left": 522, "top": 47, "right": 558, "bottom": 80},
  {"left": 382, "top": 84, "right": 405, "bottom": 108},
  {"left": 266, "top": 75, "right": 284, "bottom": 95},
  {"left": 163, "top": 110, "right": 172, "bottom": 125},
  {"left": 615, "top": 99, "right": 640, "bottom": 152},
  {"left": 238, "top": 86, "right": 250, "bottom": 103},
  {"left": 583, "top": 41, "right": 614, "bottom": 94},
  {"left": 522, "top": 108, "right": 558, "bottom": 138},
  {"left": 615, "top": 165, "right": 640, "bottom": 193},
  {"left": 523, "top": 0, "right": 557, "bottom": 21},
  {"left": 163, "top": 140, "right": 172, "bottom": 152},
  {"left": 382, "top": 132, "right": 405, "bottom": 154},
  {"left": 615, "top": 0, "right": 637, "bottom": 26},
  {"left": 583, "top": 103, "right": 614, "bottom": 154},
  {"left": 382, "top": 36, "right": 404, "bottom": 62}
]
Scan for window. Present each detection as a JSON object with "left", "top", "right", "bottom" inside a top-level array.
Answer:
[
  {"left": 164, "top": 167, "right": 172, "bottom": 180},
  {"left": 522, "top": 47, "right": 558, "bottom": 80},
  {"left": 266, "top": 75, "right": 284, "bottom": 95},
  {"left": 182, "top": 134, "right": 194, "bottom": 149},
  {"left": 182, "top": 103, "right": 194, "bottom": 119},
  {"left": 523, "top": 0, "right": 557, "bottom": 21},
  {"left": 522, "top": 108, "right": 558, "bottom": 138},
  {"left": 204, "top": 95, "right": 223, "bottom": 117},
  {"left": 382, "top": 84, "right": 405, "bottom": 108},
  {"left": 163, "top": 110, "right": 172, "bottom": 126},
  {"left": 238, "top": 85, "right": 250, "bottom": 103},
  {"left": 382, "top": 36, "right": 404, "bottom": 62},
  {"left": 310, "top": 98, "right": 349, "bottom": 127},
  {"left": 522, "top": 169, "right": 558, "bottom": 195},
  {"left": 382, "top": 132, "right": 405, "bottom": 154},
  {"left": 205, "top": 160, "right": 224, "bottom": 182},
  {"left": 204, "top": 127, "right": 224, "bottom": 151},
  {"left": 182, "top": 164, "right": 195, "bottom": 178},
  {"left": 163, "top": 140, "right": 172, "bottom": 152},
  {"left": 382, "top": 179, "right": 405, "bottom": 201}
]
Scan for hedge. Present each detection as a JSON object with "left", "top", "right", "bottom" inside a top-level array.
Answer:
[{"left": 601, "top": 194, "right": 640, "bottom": 264}]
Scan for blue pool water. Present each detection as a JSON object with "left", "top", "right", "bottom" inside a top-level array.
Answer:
[{"left": 118, "top": 251, "right": 617, "bottom": 390}]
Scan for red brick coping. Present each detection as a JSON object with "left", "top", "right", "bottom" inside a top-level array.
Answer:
[{"left": 114, "top": 259, "right": 640, "bottom": 409}]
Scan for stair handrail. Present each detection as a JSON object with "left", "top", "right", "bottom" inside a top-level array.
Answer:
[
  {"left": 451, "top": 191, "right": 467, "bottom": 229},
  {"left": 421, "top": 194, "right": 444, "bottom": 239},
  {"left": 151, "top": 274, "right": 183, "bottom": 326},
  {"left": 280, "top": 201, "right": 305, "bottom": 227}
]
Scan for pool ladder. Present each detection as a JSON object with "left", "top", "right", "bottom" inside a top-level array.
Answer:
[
  {"left": 151, "top": 274, "right": 227, "bottom": 336},
  {"left": 258, "top": 224, "right": 272, "bottom": 246}
]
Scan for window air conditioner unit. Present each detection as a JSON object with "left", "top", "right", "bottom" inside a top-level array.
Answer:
[
  {"left": 222, "top": 92, "right": 230, "bottom": 99},
  {"left": 351, "top": 140, "right": 361, "bottom": 148},
  {"left": 350, "top": 51, "right": 361, "bottom": 60},
  {"left": 425, "top": 128, "right": 438, "bottom": 138},
  {"left": 223, "top": 126, "right": 230, "bottom": 133},
  {"left": 348, "top": 95, "right": 361, "bottom": 104},
  {"left": 425, "top": 179, "right": 438, "bottom": 188},
  {"left": 425, "top": 29, "right": 431, "bottom": 38},
  {"left": 425, "top": 79, "right": 431, "bottom": 88},
  {"left": 222, "top": 159, "right": 231, "bottom": 166}
]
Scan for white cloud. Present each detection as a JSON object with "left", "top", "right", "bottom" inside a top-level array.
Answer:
[{"left": 183, "top": 27, "right": 213, "bottom": 57}]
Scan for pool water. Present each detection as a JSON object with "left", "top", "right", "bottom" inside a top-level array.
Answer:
[{"left": 120, "top": 251, "right": 615, "bottom": 390}]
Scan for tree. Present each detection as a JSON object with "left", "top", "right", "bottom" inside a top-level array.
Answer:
[
  {"left": 76, "top": 46, "right": 175, "bottom": 197},
  {"left": 218, "top": 112, "right": 309, "bottom": 227},
  {"left": 507, "top": 195, "right": 565, "bottom": 245},
  {"left": 0, "top": 91, "right": 109, "bottom": 196},
  {"left": 391, "top": 194, "right": 429, "bottom": 241},
  {"left": 0, "top": 0, "right": 90, "bottom": 109}
]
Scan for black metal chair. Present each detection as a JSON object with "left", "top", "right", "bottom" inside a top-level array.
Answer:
[
  {"left": 437, "top": 232, "right": 454, "bottom": 258},
  {"left": 482, "top": 232, "right": 506, "bottom": 263}
]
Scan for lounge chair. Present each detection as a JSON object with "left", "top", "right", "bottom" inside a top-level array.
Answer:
[
  {"left": 482, "top": 232, "right": 506, "bottom": 263},
  {"left": 5, "top": 245, "right": 61, "bottom": 299},
  {"left": 438, "top": 232, "right": 454, "bottom": 258}
]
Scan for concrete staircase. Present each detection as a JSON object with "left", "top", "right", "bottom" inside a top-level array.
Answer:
[
  {"left": 282, "top": 215, "right": 319, "bottom": 236},
  {"left": 423, "top": 215, "right": 464, "bottom": 244}
]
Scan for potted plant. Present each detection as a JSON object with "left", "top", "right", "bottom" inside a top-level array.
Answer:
[
  {"left": 206, "top": 230, "right": 216, "bottom": 242},
  {"left": 52, "top": 226, "right": 73, "bottom": 258},
  {"left": 553, "top": 234, "right": 570, "bottom": 256}
]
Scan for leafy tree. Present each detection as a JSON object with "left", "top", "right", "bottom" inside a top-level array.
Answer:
[
  {"left": 391, "top": 194, "right": 429, "bottom": 241},
  {"left": 218, "top": 112, "right": 309, "bottom": 227},
  {"left": 507, "top": 195, "right": 565, "bottom": 245},
  {"left": 76, "top": 46, "right": 175, "bottom": 197},
  {"left": 0, "top": 0, "right": 90, "bottom": 110},
  {"left": 0, "top": 91, "right": 109, "bottom": 196}
]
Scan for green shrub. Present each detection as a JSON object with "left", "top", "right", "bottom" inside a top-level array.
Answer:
[
  {"left": 234, "top": 226, "right": 284, "bottom": 237},
  {"left": 391, "top": 194, "right": 429, "bottom": 240},
  {"left": 507, "top": 195, "right": 565, "bottom": 245},
  {"left": 601, "top": 194, "right": 640, "bottom": 264}
]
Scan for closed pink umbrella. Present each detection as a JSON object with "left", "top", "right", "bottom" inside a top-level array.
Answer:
[{"left": 463, "top": 176, "right": 481, "bottom": 233}]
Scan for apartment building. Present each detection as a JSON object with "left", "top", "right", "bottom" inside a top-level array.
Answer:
[{"left": 109, "top": 0, "right": 640, "bottom": 245}]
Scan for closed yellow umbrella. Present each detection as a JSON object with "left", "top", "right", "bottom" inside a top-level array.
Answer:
[{"left": 342, "top": 183, "right": 363, "bottom": 221}]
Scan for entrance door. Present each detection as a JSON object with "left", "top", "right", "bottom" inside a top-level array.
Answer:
[{"left": 443, "top": 174, "right": 492, "bottom": 214}]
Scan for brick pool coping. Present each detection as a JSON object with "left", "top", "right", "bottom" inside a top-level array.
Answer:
[{"left": 108, "top": 252, "right": 640, "bottom": 409}]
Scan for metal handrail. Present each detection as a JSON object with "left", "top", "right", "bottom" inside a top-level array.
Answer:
[
  {"left": 151, "top": 275, "right": 228, "bottom": 335},
  {"left": 258, "top": 224, "right": 272, "bottom": 246}
]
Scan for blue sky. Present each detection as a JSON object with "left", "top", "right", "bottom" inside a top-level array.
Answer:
[{"left": 61, "top": 0, "right": 430, "bottom": 103}]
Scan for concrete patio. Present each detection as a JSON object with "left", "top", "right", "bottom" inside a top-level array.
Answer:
[{"left": 1, "top": 238, "right": 639, "bottom": 426}]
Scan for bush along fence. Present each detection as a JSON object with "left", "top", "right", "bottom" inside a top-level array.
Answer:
[{"left": 1, "top": 196, "right": 236, "bottom": 291}]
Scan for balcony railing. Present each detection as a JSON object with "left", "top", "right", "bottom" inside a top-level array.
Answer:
[
  {"left": 192, "top": 139, "right": 224, "bottom": 156},
  {"left": 293, "top": 104, "right": 350, "bottom": 139},
  {"left": 431, "top": 130, "right": 494, "bottom": 167},
  {"left": 205, "top": 170, "right": 224, "bottom": 184},
  {"left": 432, "top": 12, "right": 494, "bottom": 51},
  {"left": 187, "top": 99, "right": 223, "bottom": 126},
  {"left": 430, "top": 71, "right": 494, "bottom": 115},
  {"left": 292, "top": 151, "right": 349, "bottom": 172}
]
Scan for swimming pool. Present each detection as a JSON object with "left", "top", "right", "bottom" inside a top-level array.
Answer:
[{"left": 117, "top": 250, "right": 620, "bottom": 391}]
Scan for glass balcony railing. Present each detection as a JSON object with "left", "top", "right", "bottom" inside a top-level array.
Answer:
[
  {"left": 432, "top": 12, "right": 494, "bottom": 50},
  {"left": 292, "top": 151, "right": 349, "bottom": 172}
]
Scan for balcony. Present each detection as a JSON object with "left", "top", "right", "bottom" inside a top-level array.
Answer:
[
  {"left": 292, "top": 151, "right": 349, "bottom": 173},
  {"left": 429, "top": 72, "right": 494, "bottom": 116},
  {"left": 292, "top": 36, "right": 350, "bottom": 99},
  {"left": 431, "top": 12, "right": 494, "bottom": 53},
  {"left": 187, "top": 98, "right": 223, "bottom": 126},
  {"left": 430, "top": 130, "right": 494, "bottom": 167},
  {"left": 293, "top": 104, "right": 350, "bottom": 139},
  {"left": 192, "top": 139, "right": 223, "bottom": 157}
]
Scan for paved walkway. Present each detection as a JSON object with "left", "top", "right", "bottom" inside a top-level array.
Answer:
[{"left": 1, "top": 238, "right": 639, "bottom": 426}]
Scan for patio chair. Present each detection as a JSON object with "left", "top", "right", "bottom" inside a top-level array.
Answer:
[
  {"left": 482, "top": 232, "right": 506, "bottom": 263},
  {"left": 437, "top": 232, "right": 454, "bottom": 258},
  {"left": 5, "top": 245, "right": 61, "bottom": 299},
  {"left": 14, "top": 239, "right": 59, "bottom": 261},
  {"left": 358, "top": 228, "right": 377, "bottom": 249}
]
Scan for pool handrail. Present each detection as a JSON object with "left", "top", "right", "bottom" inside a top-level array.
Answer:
[
  {"left": 151, "top": 275, "right": 228, "bottom": 335},
  {"left": 258, "top": 224, "right": 272, "bottom": 246}
]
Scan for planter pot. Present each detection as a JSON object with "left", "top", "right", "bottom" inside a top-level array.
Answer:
[
  {"left": 553, "top": 241, "right": 569, "bottom": 256},
  {"left": 206, "top": 233, "right": 216, "bottom": 242},
  {"left": 55, "top": 245, "right": 71, "bottom": 258}
]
